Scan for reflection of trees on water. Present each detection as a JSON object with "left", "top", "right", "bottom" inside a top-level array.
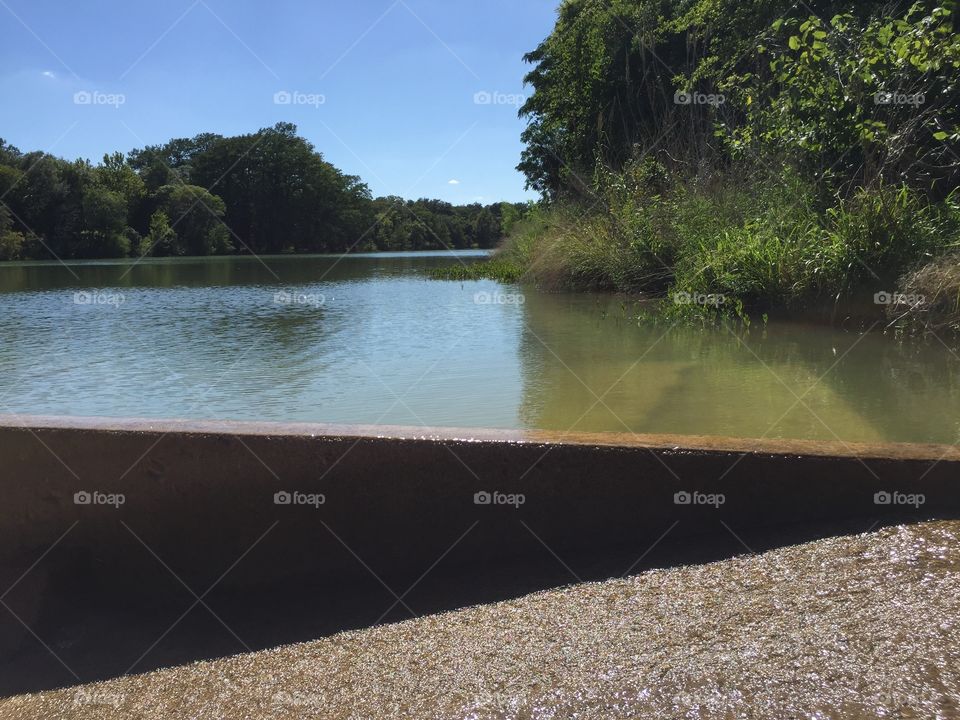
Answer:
[
  {"left": 517, "top": 292, "right": 960, "bottom": 444},
  {"left": 0, "top": 253, "right": 489, "bottom": 293}
]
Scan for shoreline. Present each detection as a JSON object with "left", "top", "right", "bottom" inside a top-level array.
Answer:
[
  {"left": 431, "top": 253, "right": 957, "bottom": 337},
  {"left": 2, "top": 413, "right": 959, "bottom": 461},
  {"left": 0, "top": 247, "right": 496, "bottom": 268}
]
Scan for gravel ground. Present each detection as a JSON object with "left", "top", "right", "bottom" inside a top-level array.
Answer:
[{"left": 2, "top": 520, "right": 958, "bottom": 719}]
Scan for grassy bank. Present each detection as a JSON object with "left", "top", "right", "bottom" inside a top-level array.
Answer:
[
  {"left": 434, "top": 166, "right": 960, "bottom": 333},
  {"left": 436, "top": 0, "right": 960, "bottom": 337}
]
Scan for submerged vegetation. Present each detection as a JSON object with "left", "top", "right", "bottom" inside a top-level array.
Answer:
[
  {"left": 439, "top": 0, "right": 960, "bottom": 334},
  {"left": 0, "top": 123, "right": 523, "bottom": 260}
]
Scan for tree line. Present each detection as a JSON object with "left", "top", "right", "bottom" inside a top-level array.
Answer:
[
  {"left": 0, "top": 122, "right": 520, "bottom": 261},
  {"left": 518, "top": 0, "right": 958, "bottom": 201}
]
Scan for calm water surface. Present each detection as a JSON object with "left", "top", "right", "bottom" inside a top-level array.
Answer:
[{"left": 1, "top": 251, "right": 957, "bottom": 444}]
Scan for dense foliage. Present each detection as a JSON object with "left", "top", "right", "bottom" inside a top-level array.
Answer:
[
  {"left": 0, "top": 123, "right": 517, "bottom": 260},
  {"left": 518, "top": 0, "right": 959, "bottom": 199},
  {"left": 498, "top": 0, "right": 960, "bottom": 330}
]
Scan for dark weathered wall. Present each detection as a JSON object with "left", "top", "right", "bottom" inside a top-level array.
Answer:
[{"left": 1, "top": 416, "right": 957, "bottom": 655}]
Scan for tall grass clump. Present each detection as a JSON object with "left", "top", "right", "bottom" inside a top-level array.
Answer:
[
  {"left": 672, "top": 176, "right": 959, "bottom": 309},
  {"left": 447, "top": 161, "right": 960, "bottom": 329}
]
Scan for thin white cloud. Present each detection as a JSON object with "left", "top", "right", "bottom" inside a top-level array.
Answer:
[
  {"left": 41, "top": 70, "right": 56, "bottom": 79},
  {"left": 447, "top": 179, "right": 460, "bottom": 185}
]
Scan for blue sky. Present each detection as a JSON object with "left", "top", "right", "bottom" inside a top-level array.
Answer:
[{"left": 0, "top": 0, "right": 558, "bottom": 203}]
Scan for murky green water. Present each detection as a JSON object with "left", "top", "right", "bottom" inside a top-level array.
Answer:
[{"left": 0, "top": 251, "right": 957, "bottom": 443}]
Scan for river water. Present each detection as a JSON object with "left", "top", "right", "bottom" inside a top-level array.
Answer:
[{"left": 0, "top": 250, "right": 957, "bottom": 444}]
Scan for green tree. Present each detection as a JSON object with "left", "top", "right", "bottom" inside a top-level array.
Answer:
[
  {"left": 189, "top": 123, "right": 372, "bottom": 254},
  {"left": 95, "top": 152, "right": 146, "bottom": 211},
  {"left": 725, "top": 6, "right": 960, "bottom": 196},
  {"left": 472, "top": 208, "right": 499, "bottom": 247},
  {"left": 151, "top": 184, "right": 232, "bottom": 256},
  {"left": 142, "top": 209, "right": 177, "bottom": 257},
  {"left": 75, "top": 185, "right": 129, "bottom": 258},
  {"left": 516, "top": 0, "right": 946, "bottom": 198},
  {"left": 0, "top": 205, "right": 24, "bottom": 260}
]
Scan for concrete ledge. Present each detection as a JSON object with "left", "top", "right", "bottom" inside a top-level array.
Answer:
[
  {"left": 1, "top": 415, "right": 957, "bottom": 657},
  {"left": 3, "top": 413, "right": 958, "bottom": 460}
]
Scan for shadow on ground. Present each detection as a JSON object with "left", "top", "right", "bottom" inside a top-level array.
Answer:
[{"left": 0, "top": 513, "right": 932, "bottom": 698}]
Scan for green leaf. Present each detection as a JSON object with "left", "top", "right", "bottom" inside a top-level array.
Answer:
[
  {"left": 788, "top": 36, "right": 801, "bottom": 50},
  {"left": 933, "top": 131, "right": 948, "bottom": 140}
]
